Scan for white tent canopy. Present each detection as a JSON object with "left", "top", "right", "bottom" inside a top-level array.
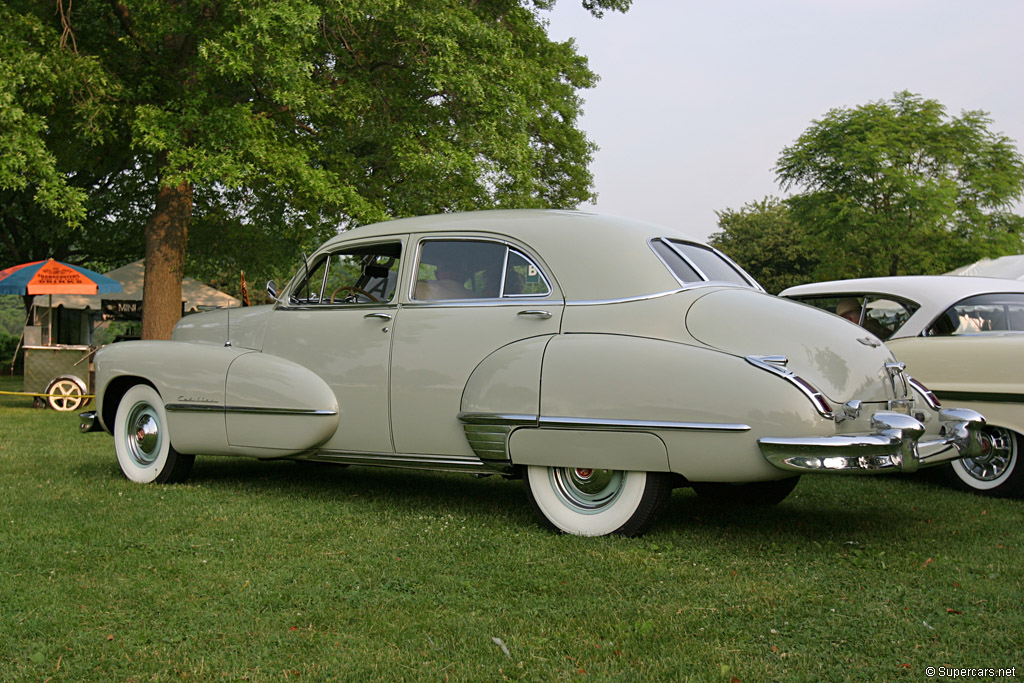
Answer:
[
  {"left": 33, "top": 260, "right": 239, "bottom": 312},
  {"left": 946, "top": 254, "right": 1024, "bottom": 280}
]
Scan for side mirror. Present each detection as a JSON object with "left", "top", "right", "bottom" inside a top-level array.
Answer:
[{"left": 266, "top": 280, "right": 278, "bottom": 300}]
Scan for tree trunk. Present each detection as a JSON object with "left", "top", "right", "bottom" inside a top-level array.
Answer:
[{"left": 142, "top": 176, "right": 192, "bottom": 340}]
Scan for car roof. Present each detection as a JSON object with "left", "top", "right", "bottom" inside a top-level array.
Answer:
[
  {"left": 781, "top": 275, "right": 1024, "bottom": 309},
  {"left": 780, "top": 275, "right": 1024, "bottom": 338},
  {"left": 317, "top": 209, "right": 719, "bottom": 301}
]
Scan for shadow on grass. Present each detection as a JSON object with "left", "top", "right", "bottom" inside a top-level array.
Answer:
[
  {"left": 192, "top": 456, "right": 536, "bottom": 525},
  {"left": 75, "top": 450, "right": 954, "bottom": 544}
]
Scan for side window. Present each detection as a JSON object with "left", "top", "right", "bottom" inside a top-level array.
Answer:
[
  {"left": 289, "top": 258, "right": 329, "bottom": 305},
  {"left": 790, "top": 295, "right": 916, "bottom": 340},
  {"left": 651, "top": 238, "right": 756, "bottom": 288},
  {"left": 927, "top": 293, "right": 1024, "bottom": 336},
  {"left": 414, "top": 240, "right": 551, "bottom": 301},
  {"left": 503, "top": 249, "right": 551, "bottom": 297},
  {"left": 862, "top": 297, "right": 915, "bottom": 340},
  {"left": 290, "top": 242, "right": 401, "bottom": 306}
]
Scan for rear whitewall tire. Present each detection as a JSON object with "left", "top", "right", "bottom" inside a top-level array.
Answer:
[
  {"left": 523, "top": 466, "right": 671, "bottom": 537},
  {"left": 113, "top": 384, "right": 194, "bottom": 484}
]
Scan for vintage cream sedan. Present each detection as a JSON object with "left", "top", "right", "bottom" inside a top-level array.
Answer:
[
  {"left": 83, "top": 211, "right": 987, "bottom": 536},
  {"left": 782, "top": 275, "right": 1024, "bottom": 498}
]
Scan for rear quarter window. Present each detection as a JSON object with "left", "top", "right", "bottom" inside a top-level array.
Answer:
[{"left": 650, "top": 238, "right": 758, "bottom": 288}]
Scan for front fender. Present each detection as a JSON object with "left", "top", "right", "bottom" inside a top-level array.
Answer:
[{"left": 95, "top": 341, "right": 339, "bottom": 457}]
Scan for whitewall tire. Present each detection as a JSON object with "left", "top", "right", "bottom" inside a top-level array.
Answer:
[
  {"left": 945, "top": 426, "right": 1023, "bottom": 498},
  {"left": 523, "top": 466, "right": 672, "bottom": 537},
  {"left": 113, "top": 384, "right": 194, "bottom": 484}
]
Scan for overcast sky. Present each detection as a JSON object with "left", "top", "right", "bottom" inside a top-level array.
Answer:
[{"left": 544, "top": 1, "right": 1024, "bottom": 242}]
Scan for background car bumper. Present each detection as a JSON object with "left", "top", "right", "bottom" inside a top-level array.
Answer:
[
  {"left": 79, "top": 410, "right": 103, "bottom": 433},
  {"left": 759, "top": 408, "right": 986, "bottom": 474}
]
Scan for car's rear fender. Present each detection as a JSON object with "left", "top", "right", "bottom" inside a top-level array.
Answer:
[{"left": 516, "top": 333, "right": 827, "bottom": 479}]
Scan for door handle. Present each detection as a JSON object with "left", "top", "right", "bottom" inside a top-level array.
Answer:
[
  {"left": 363, "top": 312, "right": 393, "bottom": 321},
  {"left": 517, "top": 310, "right": 552, "bottom": 320}
]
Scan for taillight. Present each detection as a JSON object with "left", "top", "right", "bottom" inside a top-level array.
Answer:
[
  {"left": 790, "top": 375, "right": 834, "bottom": 417},
  {"left": 746, "top": 355, "right": 834, "bottom": 419},
  {"left": 907, "top": 376, "right": 941, "bottom": 410}
]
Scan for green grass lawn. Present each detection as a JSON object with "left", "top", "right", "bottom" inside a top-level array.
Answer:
[{"left": 1, "top": 375, "right": 1021, "bottom": 681}]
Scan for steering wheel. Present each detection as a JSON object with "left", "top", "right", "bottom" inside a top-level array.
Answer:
[{"left": 330, "top": 286, "right": 379, "bottom": 303}]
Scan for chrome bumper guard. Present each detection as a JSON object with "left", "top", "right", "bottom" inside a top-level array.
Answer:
[
  {"left": 759, "top": 408, "right": 986, "bottom": 474},
  {"left": 79, "top": 410, "right": 103, "bottom": 433}
]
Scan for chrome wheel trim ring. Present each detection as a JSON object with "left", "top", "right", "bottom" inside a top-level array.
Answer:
[
  {"left": 960, "top": 426, "right": 1015, "bottom": 482},
  {"left": 124, "top": 402, "right": 162, "bottom": 467},
  {"left": 550, "top": 468, "right": 625, "bottom": 514}
]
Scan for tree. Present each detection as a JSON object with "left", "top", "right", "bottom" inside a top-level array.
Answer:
[
  {"left": 708, "top": 197, "right": 818, "bottom": 294},
  {"left": 776, "top": 91, "right": 1024, "bottom": 280},
  {"left": 1, "top": 0, "right": 629, "bottom": 338}
]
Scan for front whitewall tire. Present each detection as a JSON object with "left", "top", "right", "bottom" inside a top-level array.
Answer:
[{"left": 114, "top": 384, "right": 194, "bottom": 484}]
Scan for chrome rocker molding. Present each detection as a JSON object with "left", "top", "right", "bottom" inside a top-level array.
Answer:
[
  {"left": 759, "top": 408, "right": 986, "bottom": 474},
  {"left": 300, "top": 450, "right": 501, "bottom": 475}
]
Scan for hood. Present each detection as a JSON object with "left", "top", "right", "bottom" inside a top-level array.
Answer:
[
  {"left": 685, "top": 288, "right": 896, "bottom": 402},
  {"left": 172, "top": 304, "right": 273, "bottom": 350}
]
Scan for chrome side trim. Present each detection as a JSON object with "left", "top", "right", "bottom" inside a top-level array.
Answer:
[
  {"left": 537, "top": 416, "right": 751, "bottom": 432},
  {"left": 164, "top": 404, "right": 225, "bottom": 413},
  {"left": 456, "top": 412, "right": 751, "bottom": 465},
  {"left": 759, "top": 408, "right": 986, "bottom": 474},
  {"left": 165, "top": 404, "right": 338, "bottom": 417},
  {"left": 565, "top": 289, "right": 685, "bottom": 306}
]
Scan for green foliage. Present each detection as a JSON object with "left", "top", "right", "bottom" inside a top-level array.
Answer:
[
  {"left": 709, "top": 197, "right": 818, "bottom": 294},
  {"left": 776, "top": 91, "right": 1024, "bottom": 280},
  {"left": 0, "top": 297, "right": 29, "bottom": 337},
  {"left": 1, "top": 1, "right": 616, "bottom": 318},
  {"left": 2, "top": 382, "right": 1023, "bottom": 679}
]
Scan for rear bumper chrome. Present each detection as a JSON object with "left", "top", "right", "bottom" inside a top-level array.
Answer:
[{"left": 759, "top": 408, "right": 986, "bottom": 474}]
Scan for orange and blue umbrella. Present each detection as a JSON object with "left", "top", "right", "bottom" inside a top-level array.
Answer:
[{"left": 0, "top": 258, "right": 122, "bottom": 295}]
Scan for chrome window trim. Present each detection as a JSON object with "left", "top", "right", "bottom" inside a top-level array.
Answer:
[
  {"left": 659, "top": 238, "right": 710, "bottom": 281},
  {"left": 503, "top": 247, "right": 552, "bottom": 298},
  {"left": 281, "top": 238, "right": 405, "bottom": 309},
  {"left": 402, "top": 298, "right": 562, "bottom": 309},
  {"left": 409, "top": 237, "right": 553, "bottom": 302},
  {"left": 649, "top": 237, "right": 764, "bottom": 292},
  {"left": 275, "top": 303, "right": 400, "bottom": 312}
]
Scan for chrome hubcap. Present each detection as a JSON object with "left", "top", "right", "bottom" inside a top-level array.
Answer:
[
  {"left": 551, "top": 468, "right": 624, "bottom": 513},
  {"left": 125, "top": 403, "right": 161, "bottom": 467},
  {"left": 960, "top": 427, "right": 1014, "bottom": 481}
]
